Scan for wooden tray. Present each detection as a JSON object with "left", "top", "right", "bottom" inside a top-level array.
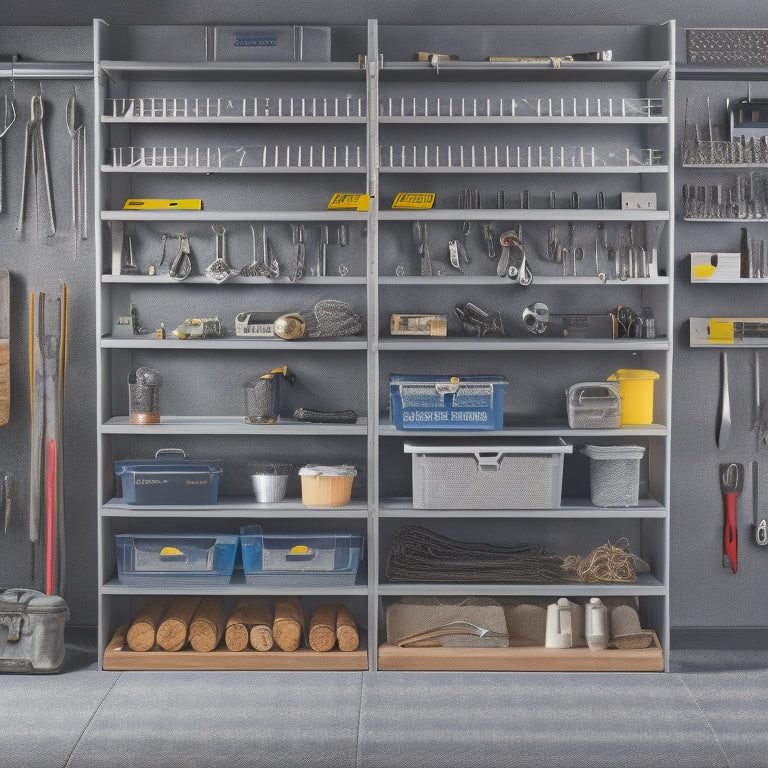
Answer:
[
  {"left": 104, "top": 625, "right": 369, "bottom": 671},
  {"left": 377, "top": 632, "right": 664, "bottom": 672}
]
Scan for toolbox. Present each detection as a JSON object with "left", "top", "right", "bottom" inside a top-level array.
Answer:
[
  {"left": 240, "top": 532, "right": 364, "bottom": 586},
  {"left": 405, "top": 439, "right": 573, "bottom": 509},
  {"left": 0, "top": 589, "right": 69, "bottom": 674},
  {"left": 390, "top": 374, "right": 508, "bottom": 431},
  {"left": 114, "top": 449, "right": 222, "bottom": 505},
  {"left": 114, "top": 533, "right": 238, "bottom": 587}
]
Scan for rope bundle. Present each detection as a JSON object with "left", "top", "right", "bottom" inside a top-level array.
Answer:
[{"left": 562, "top": 537, "right": 648, "bottom": 583}]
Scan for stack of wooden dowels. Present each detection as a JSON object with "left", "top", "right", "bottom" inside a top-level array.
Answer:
[{"left": 124, "top": 596, "right": 360, "bottom": 653}]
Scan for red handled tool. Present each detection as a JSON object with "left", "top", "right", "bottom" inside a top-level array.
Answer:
[{"left": 720, "top": 462, "right": 743, "bottom": 574}]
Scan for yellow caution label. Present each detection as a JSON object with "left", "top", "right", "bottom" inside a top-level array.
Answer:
[
  {"left": 708, "top": 320, "right": 735, "bottom": 344},
  {"left": 391, "top": 192, "right": 435, "bottom": 209},
  {"left": 327, "top": 193, "right": 370, "bottom": 211},
  {"left": 123, "top": 198, "right": 202, "bottom": 210}
]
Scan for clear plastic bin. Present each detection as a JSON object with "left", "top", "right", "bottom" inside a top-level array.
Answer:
[
  {"left": 241, "top": 532, "right": 364, "bottom": 586},
  {"left": 114, "top": 533, "right": 238, "bottom": 587}
]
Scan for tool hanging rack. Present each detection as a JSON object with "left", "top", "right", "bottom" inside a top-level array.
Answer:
[{"left": 0, "top": 59, "right": 92, "bottom": 81}]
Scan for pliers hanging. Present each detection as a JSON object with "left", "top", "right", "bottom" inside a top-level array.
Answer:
[{"left": 18, "top": 93, "right": 55, "bottom": 237}]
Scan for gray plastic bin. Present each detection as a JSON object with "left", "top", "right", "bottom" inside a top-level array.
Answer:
[
  {"left": 404, "top": 439, "right": 573, "bottom": 509},
  {"left": 582, "top": 444, "right": 646, "bottom": 507}
]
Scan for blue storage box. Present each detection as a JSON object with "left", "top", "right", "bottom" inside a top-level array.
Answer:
[
  {"left": 241, "top": 532, "right": 364, "bottom": 587},
  {"left": 115, "top": 449, "right": 222, "bottom": 505},
  {"left": 389, "top": 374, "right": 508, "bottom": 431},
  {"left": 114, "top": 533, "right": 238, "bottom": 587}
]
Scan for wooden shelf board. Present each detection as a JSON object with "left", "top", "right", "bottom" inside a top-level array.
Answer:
[
  {"left": 377, "top": 632, "right": 663, "bottom": 672},
  {"left": 104, "top": 626, "right": 368, "bottom": 671}
]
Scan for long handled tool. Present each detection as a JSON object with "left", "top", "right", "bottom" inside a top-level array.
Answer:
[
  {"left": 29, "top": 285, "right": 67, "bottom": 595},
  {"left": 720, "top": 462, "right": 743, "bottom": 574},
  {"left": 0, "top": 89, "right": 17, "bottom": 214},
  {"left": 0, "top": 269, "right": 9, "bottom": 426}
]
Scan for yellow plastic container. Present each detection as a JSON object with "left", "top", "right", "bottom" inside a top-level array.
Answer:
[
  {"left": 607, "top": 369, "right": 660, "bottom": 425},
  {"left": 298, "top": 464, "right": 357, "bottom": 507}
]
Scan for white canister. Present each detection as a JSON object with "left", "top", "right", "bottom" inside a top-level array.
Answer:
[{"left": 585, "top": 597, "right": 610, "bottom": 650}]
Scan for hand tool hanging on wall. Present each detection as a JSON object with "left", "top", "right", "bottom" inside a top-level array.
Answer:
[
  {"left": 0, "top": 269, "right": 10, "bottom": 426},
  {"left": 720, "top": 462, "right": 742, "bottom": 574},
  {"left": 0, "top": 88, "right": 17, "bottom": 214},
  {"left": 18, "top": 90, "right": 55, "bottom": 237},
  {"left": 752, "top": 461, "right": 767, "bottom": 546},
  {"left": 29, "top": 285, "right": 67, "bottom": 595},
  {"left": 66, "top": 87, "right": 87, "bottom": 240},
  {"left": 717, "top": 351, "right": 731, "bottom": 451}
]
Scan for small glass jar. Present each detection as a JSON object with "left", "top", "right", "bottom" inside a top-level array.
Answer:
[{"left": 128, "top": 366, "right": 162, "bottom": 425}]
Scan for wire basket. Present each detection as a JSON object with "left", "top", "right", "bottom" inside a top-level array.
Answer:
[{"left": 582, "top": 444, "right": 645, "bottom": 507}]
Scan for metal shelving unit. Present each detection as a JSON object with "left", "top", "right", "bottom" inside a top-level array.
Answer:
[{"left": 94, "top": 19, "right": 674, "bottom": 672}]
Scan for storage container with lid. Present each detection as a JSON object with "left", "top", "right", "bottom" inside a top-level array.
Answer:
[{"left": 299, "top": 464, "right": 357, "bottom": 506}]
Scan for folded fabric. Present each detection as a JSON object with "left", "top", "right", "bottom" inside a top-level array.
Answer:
[{"left": 385, "top": 525, "right": 564, "bottom": 583}]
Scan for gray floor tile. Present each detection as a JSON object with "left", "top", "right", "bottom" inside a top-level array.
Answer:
[
  {"left": 677, "top": 655, "right": 768, "bottom": 768},
  {"left": 358, "top": 671, "right": 729, "bottom": 768},
  {"left": 0, "top": 669, "right": 119, "bottom": 768},
  {"left": 66, "top": 671, "right": 363, "bottom": 768}
]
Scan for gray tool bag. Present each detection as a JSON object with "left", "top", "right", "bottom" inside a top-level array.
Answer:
[{"left": 0, "top": 588, "right": 69, "bottom": 673}]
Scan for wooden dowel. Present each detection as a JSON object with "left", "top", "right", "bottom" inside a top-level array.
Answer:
[
  {"left": 126, "top": 596, "right": 172, "bottom": 652},
  {"left": 189, "top": 597, "right": 225, "bottom": 652},
  {"left": 224, "top": 597, "right": 273, "bottom": 652},
  {"left": 308, "top": 604, "right": 339, "bottom": 652},
  {"left": 273, "top": 596, "right": 304, "bottom": 652},
  {"left": 156, "top": 596, "right": 201, "bottom": 652},
  {"left": 336, "top": 604, "right": 360, "bottom": 652}
]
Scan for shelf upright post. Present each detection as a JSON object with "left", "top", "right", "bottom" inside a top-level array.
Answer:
[{"left": 366, "top": 17, "right": 380, "bottom": 672}]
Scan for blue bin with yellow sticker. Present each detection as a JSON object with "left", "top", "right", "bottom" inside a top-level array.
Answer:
[{"left": 241, "top": 532, "right": 364, "bottom": 587}]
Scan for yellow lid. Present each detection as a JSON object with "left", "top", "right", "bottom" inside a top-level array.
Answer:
[{"left": 607, "top": 369, "right": 660, "bottom": 382}]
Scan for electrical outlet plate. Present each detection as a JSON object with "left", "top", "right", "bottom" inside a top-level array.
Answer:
[{"left": 621, "top": 192, "right": 657, "bottom": 210}]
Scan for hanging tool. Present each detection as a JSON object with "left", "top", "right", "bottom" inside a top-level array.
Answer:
[
  {"left": 29, "top": 286, "right": 67, "bottom": 595},
  {"left": 169, "top": 232, "right": 192, "bottom": 281},
  {"left": 717, "top": 351, "right": 731, "bottom": 451},
  {"left": 2, "top": 471, "right": 12, "bottom": 534},
  {"left": 290, "top": 223, "right": 305, "bottom": 282},
  {"left": 753, "top": 461, "right": 767, "bottom": 546},
  {"left": 0, "top": 88, "right": 17, "bottom": 214},
  {"left": 206, "top": 225, "right": 237, "bottom": 283},
  {"left": 720, "top": 462, "right": 743, "bottom": 573},
  {"left": 240, "top": 224, "right": 280, "bottom": 278},
  {"left": 499, "top": 228, "right": 532, "bottom": 285},
  {"left": 413, "top": 221, "right": 432, "bottom": 276},
  {"left": 0, "top": 269, "right": 9, "bottom": 426},
  {"left": 66, "top": 88, "right": 87, "bottom": 240},
  {"left": 317, "top": 224, "right": 329, "bottom": 276},
  {"left": 18, "top": 92, "right": 55, "bottom": 237}
]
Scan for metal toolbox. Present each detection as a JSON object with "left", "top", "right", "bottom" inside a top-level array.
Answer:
[
  {"left": 405, "top": 439, "right": 573, "bottom": 509},
  {"left": 240, "top": 532, "right": 364, "bottom": 586},
  {"left": 390, "top": 374, "right": 508, "bottom": 431},
  {"left": 0, "top": 589, "right": 69, "bottom": 674},
  {"left": 114, "top": 533, "right": 238, "bottom": 587},
  {"left": 114, "top": 448, "right": 222, "bottom": 505}
]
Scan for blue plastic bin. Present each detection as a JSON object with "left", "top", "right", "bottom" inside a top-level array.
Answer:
[
  {"left": 241, "top": 532, "right": 364, "bottom": 586},
  {"left": 114, "top": 533, "right": 238, "bottom": 587},
  {"left": 389, "top": 374, "right": 508, "bottom": 431}
]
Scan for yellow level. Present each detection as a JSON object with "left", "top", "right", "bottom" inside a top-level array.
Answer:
[
  {"left": 123, "top": 199, "right": 203, "bottom": 210},
  {"left": 327, "top": 193, "right": 370, "bottom": 211},
  {"left": 391, "top": 192, "right": 435, "bottom": 210}
]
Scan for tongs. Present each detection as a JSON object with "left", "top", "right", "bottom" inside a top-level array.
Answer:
[
  {"left": 18, "top": 93, "right": 55, "bottom": 237},
  {"left": 396, "top": 620, "right": 509, "bottom": 647}
]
